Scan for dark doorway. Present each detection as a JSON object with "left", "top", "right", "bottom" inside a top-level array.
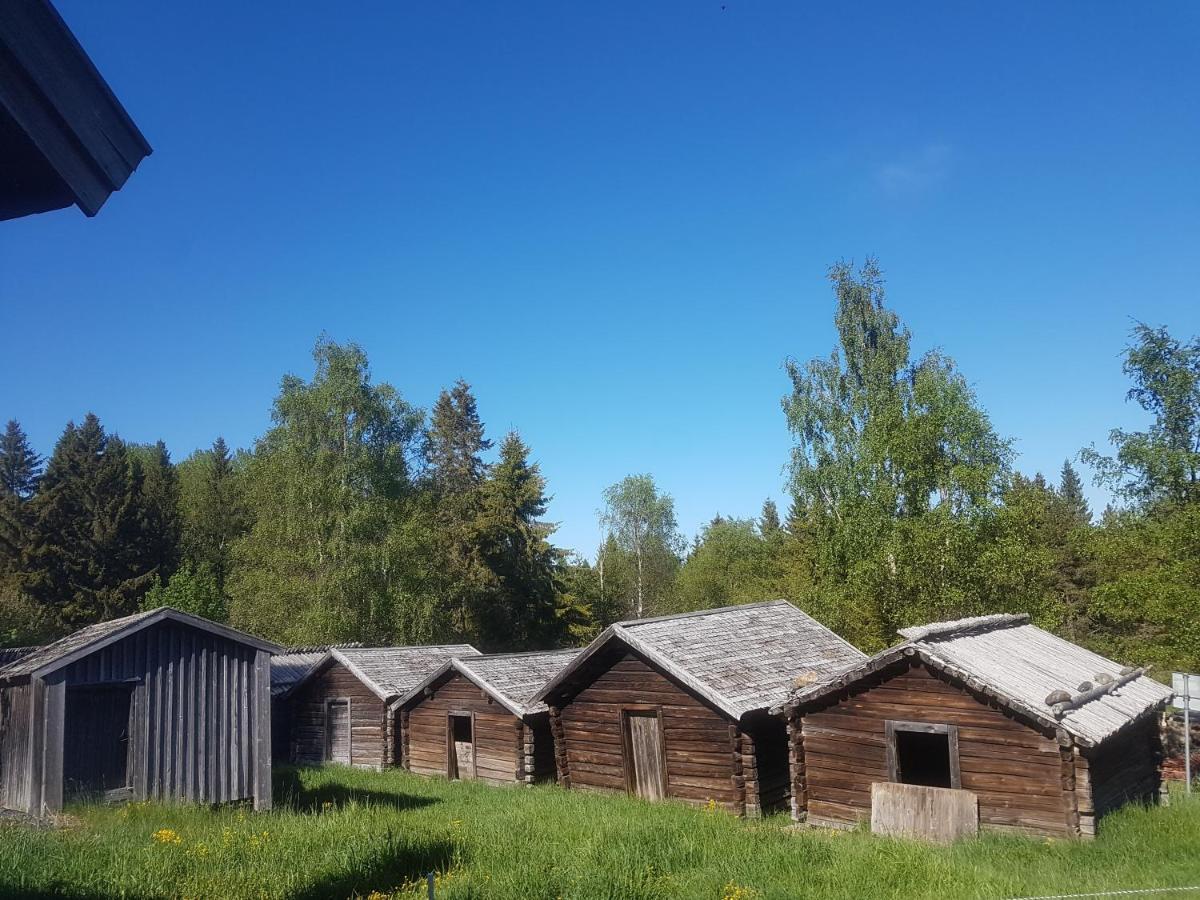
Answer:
[
  {"left": 63, "top": 684, "right": 133, "bottom": 799},
  {"left": 448, "top": 714, "right": 474, "bottom": 780},
  {"left": 894, "top": 730, "right": 953, "bottom": 788}
]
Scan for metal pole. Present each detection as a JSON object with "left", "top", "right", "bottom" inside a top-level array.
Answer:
[{"left": 1186, "top": 679, "right": 1192, "bottom": 794}]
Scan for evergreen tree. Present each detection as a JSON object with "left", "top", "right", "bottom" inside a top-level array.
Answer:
[
  {"left": 129, "top": 440, "right": 182, "bottom": 589},
  {"left": 759, "top": 498, "right": 781, "bottom": 535},
  {"left": 425, "top": 379, "right": 494, "bottom": 639},
  {"left": 1059, "top": 458, "right": 1091, "bottom": 524},
  {"left": 179, "top": 437, "right": 250, "bottom": 593},
  {"left": 476, "top": 432, "right": 562, "bottom": 649},
  {"left": 24, "top": 414, "right": 158, "bottom": 629},
  {"left": 0, "top": 420, "right": 42, "bottom": 499}
]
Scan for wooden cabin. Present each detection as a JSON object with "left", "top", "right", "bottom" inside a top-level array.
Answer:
[
  {"left": 1, "top": 0, "right": 151, "bottom": 220},
  {"left": 394, "top": 649, "right": 580, "bottom": 785},
  {"left": 533, "top": 600, "right": 867, "bottom": 816},
  {"left": 268, "top": 646, "right": 354, "bottom": 762},
  {"left": 0, "top": 607, "right": 280, "bottom": 815},
  {"left": 281, "top": 645, "right": 479, "bottom": 769},
  {"left": 779, "top": 614, "right": 1173, "bottom": 839}
]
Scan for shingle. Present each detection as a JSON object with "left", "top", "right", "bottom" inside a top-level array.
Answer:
[
  {"left": 453, "top": 649, "right": 581, "bottom": 716},
  {"left": 334, "top": 645, "right": 481, "bottom": 700}
]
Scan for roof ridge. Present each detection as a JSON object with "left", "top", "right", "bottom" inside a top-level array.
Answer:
[
  {"left": 898, "top": 613, "right": 1030, "bottom": 643},
  {"left": 618, "top": 598, "right": 791, "bottom": 628},
  {"left": 465, "top": 648, "right": 582, "bottom": 662}
]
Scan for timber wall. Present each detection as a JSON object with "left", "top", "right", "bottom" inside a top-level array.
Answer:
[
  {"left": 552, "top": 650, "right": 746, "bottom": 813},
  {"left": 287, "top": 662, "right": 387, "bottom": 768},
  {"left": 797, "top": 660, "right": 1073, "bottom": 837},
  {"left": 1075, "top": 717, "right": 1161, "bottom": 836},
  {"left": 404, "top": 672, "right": 523, "bottom": 784}
]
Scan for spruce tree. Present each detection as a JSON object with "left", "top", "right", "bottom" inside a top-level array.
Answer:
[
  {"left": 25, "top": 414, "right": 157, "bottom": 629},
  {"left": 129, "top": 440, "right": 182, "bottom": 589},
  {"left": 1059, "top": 459, "right": 1091, "bottom": 524},
  {"left": 180, "top": 437, "right": 250, "bottom": 594},
  {"left": 0, "top": 420, "right": 42, "bottom": 499},
  {"left": 760, "top": 498, "right": 781, "bottom": 535}
]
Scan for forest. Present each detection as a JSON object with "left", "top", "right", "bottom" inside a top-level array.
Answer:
[{"left": 1, "top": 260, "right": 1197, "bottom": 674}]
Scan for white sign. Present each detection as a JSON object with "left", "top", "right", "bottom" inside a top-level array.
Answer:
[{"left": 1174, "top": 673, "right": 1200, "bottom": 713}]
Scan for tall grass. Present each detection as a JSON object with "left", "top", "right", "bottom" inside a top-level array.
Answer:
[{"left": 0, "top": 765, "right": 1197, "bottom": 899}]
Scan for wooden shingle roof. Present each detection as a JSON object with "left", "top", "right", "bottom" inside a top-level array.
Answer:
[
  {"left": 270, "top": 644, "right": 362, "bottom": 698},
  {"left": 0, "top": 607, "right": 281, "bottom": 684},
  {"left": 395, "top": 649, "right": 582, "bottom": 718},
  {"left": 782, "top": 613, "right": 1173, "bottom": 747},
  {"left": 535, "top": 600, "right": 867, "bottom": 721},
  {"left": 297, "top": 645, "right": 481, "bottom": 702}
]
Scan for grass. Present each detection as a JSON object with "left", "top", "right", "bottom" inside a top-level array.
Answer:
[{"left": 0, "top": 766, "right": 1198, "bottom": 899}]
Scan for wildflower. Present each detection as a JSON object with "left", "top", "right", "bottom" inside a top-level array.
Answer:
[
  {"left": 365, "top": 892, "right": 389, "bottom": 900},
  {"left": 721, "top": 883, "right": 759, "bottom": 900},
  {"left": 705, "top": 798, "right": 718, "bottom": 815},
  {"left": 151, "top": 828, "right": 183, "bottom": 845}
]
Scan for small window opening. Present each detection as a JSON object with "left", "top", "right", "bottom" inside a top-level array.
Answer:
[{"left": 894, "top": 729, "right": 952, "bottom": 788}]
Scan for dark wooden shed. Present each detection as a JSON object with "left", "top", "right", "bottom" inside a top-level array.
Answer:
[
  {"left": 780, "top": 614, "right": 1173, "bottom": 839},
  {"left": 1, "top": 0, "right": 151, "bottom": 220},
  {"left": 269, "top": 645, "right": 361, "bottom": 762},
  {"left": 394, "top": 649, "right": 580, "bottom": 786},
  {"left": 0, "top": 607, "right": 280, "bottom": 815},
  {"left": 281, "top": 645, "right": 478, "bottom": 769},
  {"left": 533, "top": 600, "right": 867, "bottom": 816}
]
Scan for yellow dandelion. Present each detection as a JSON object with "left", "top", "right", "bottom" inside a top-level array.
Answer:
[{"left": 151, "top": 828, "right": 182, "bottom": 845}]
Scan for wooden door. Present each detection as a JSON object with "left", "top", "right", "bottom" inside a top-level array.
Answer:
[
  {"left": 63, "top": 684, "right": 133, "bottom": 798},
  {"left": 448, "top": 714, "right": 475, "bottom": 780},
  {"left": 326, "top": 700, "right": 351, "bottom": 764},
  {"left": 623, "top": 709, "right": 666, "bottom": 801}
]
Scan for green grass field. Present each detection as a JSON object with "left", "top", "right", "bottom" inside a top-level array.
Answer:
[{"left": 0, "top": 766, "right": 1197, "bottom": 899}]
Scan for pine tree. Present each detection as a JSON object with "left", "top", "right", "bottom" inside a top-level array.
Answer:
[
  {"left": 24, "top": 414, "right": 157, "bottom": 630},
  {"left": 426, "top": 380, "right": 492, "bottom": 493},
  {"left": 1059, "top": 458, "right": 1091, "bottom": 524},
  {"left": 129, "top": 440, "right": 182, "bottom": 589}
]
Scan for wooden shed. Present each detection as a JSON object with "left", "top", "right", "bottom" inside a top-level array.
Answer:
[
  {"left": 281, "top": 645, "right": 479, "bottom": 769},
  {"left": 269, "top": 644, "right": 363, "bottom": 762},
  {"left": 533, "top": 600, "right": 867, "bottom": 816},
  {"left": 1, "top": 0, "right": 151, "bottom": 219},
  {"left": 779, "top": 614, "right": 1173, "bottom": 839},
  {"left": 0, "top": 607, "right": 280, "bottom": 815},
  {"left": 394, "top": 649, "right": 580, "bottom": 785}
]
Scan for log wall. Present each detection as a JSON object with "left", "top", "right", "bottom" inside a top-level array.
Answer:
[
  {"left": 796, "top": 660, "right": 1073, "bottom": 837},
  {"left": 405, "top": 672, "right": 523, "bottom": 785},
  {"left": 554, "top": 650, "right": 744, "bottom": 813},
  {"left": 287, "top": 662, "right": 387, "bottom": 768},
  {"left": 1075, "top": 717, "right": 1161, "bottom": 836}
]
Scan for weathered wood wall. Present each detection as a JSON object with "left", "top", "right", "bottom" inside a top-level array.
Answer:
[
  {"left": 552, "top": 650, "right": 745, "bottom": 813},
  {"left": 1075, "top": 717, "right": 1161, "bottom": 837},
  {"left": 404, "top": 672, "right": 523, "bottom": 785},
  {"left": 796, "top": 660, "right": 1073, "bottom": 837},
  {"left": 286, "top": 662, "right": 387, "bottom": 768},
  {"left": 0, "top": 620, "right": 271, "bottom": 814}
]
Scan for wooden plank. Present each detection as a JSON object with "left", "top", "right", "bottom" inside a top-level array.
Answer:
[
  {"left": 871, "top": 782, "right": 978, "bottom": 843},
  {"left": 253, "top": 650, "right": 271, "bottom": 810}
]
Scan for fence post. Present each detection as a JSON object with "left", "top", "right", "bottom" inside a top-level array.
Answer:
[{"left": 427, "top": 871, "right": 435, "bottom": 899}]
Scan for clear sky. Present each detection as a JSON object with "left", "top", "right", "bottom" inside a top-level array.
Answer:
[{"left": 2, "top": 2, "right": 1198, "bottom": 557}]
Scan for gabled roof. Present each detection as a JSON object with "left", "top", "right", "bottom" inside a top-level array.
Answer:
[
  {"left": 395, "top": 649, "right": 582, "bottom": 718},
  {"left": 534, "top": 600, "right": 867, "bottom": 721},
  {"left": 270, "top": 644, "right": 362, "bottom": 698},
  {"left": 0, "top": 0, "right": 152, "bottom": 219},
  {"left": 298, "top": 645, "right": 481, "bottom": 702},
  {"left": 0, "top": 608, "right": 281, "bottom": 684},
  {"left": 781, "top": 613, "right": 1173, "bottom": 747},
  {"left": 0, "top": 646, "right": 38, "bottom": 668}
]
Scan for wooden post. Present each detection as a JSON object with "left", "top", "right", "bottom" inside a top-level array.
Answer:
[
  {"left": 786, "top": 707, "right": 807, "bottom": 823},
  {"left": 549, "top": 705, "right": 570, "bottom": 788},
  {"left": 40, "top": 675, "right": 65, "bottom": 814},
  {"left": 400, "top": 709, "right": 410, "bottom": 770},
  {"left": 730, "top": 724, "right": 747, "bottom": 817},
  {"left": 252, "top": 650, "right": 272, "bottom": 811},
  {"left": 1060, "top": 739, "right": 1080, "bottom": 838}
]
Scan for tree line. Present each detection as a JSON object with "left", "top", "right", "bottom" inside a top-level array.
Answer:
[{"left": 2, "top": 261, "right": 1197, "bottom": 672}]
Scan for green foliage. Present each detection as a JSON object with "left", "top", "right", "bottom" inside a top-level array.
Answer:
[
  {"left": 178, "top": 437, "right": 250, "bottom": 593},
  {"left": 23, "top": 414, "right": 161, "bottom": 630},
  {"left": 142, "top": 561, "right": 227, "bottom": 622},
  {"left": 227, "top": 338, "right": 424, "bottom": 645},
  {"left": 781, "top": 259, "right": 1012, "bottom": 648},
  {"left": 601, "top": 474, "right": 683, "bottom": 618},
  {"left": 0, "top": 419, "right": 41, "bottom": 499},
  {"left": 1082, "top": 323, "right": 1200, "bottom": 507},
  {"left": 673, "top": 518, "right": 778, "bottom": 613},
  {"left": 2, "top": 766, "right": 1199, "bottom": 899}
]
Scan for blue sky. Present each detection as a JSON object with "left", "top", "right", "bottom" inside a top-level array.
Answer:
[{"left": 2, "top": 2, "right": 1198, "bottom": 556}]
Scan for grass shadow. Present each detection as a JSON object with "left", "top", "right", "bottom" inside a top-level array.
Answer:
[
  {"left": 288, "top": 830, "right": 455, "bottom": 900},
  {"left": 275, "top": 768, "right": 440, "bottom": 815}
]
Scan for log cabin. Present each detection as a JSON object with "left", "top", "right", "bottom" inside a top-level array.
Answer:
[
  {"left": 0, "top": 607, "right": 280, "bottom": 814},
  {"left": 268, "top": 645, "right": 359, "bottom": 762},
  {"left": 778, "top": 613, "right": 1173, "bottom": 839},
  {"left": 393, "top": 649, "right": 580, "bottom": 785},
  {"left": 1, "top": 0, "right": 151, "bottom": 219},
  {"left": 533, "top": 600, "right": 867, "bottom": 816},
  {"left": 281, "top": 645, "right": 479, "bottom": 769}
]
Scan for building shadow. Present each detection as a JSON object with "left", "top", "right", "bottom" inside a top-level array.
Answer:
[
  {"left": 288, "top": 833, "right": 455, "bottom": 900},
  {"left": 274, "top": 767, "right": 440, "bottom": 815}
]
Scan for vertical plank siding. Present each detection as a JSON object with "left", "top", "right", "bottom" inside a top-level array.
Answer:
[
  {"left": 405, "top": 672, "right": 523, "bottom": 785},
  {"left": 286, "top": 661, "right": 388, "bottom": 768},
  {"left": 0, "top": 619, "right": 271, "bottom": 813},
  {"left": 796, "top": 660, "right": 1073, "bottom": 837},
  {"left": 555, "top": 650, "right": 745, "bottom": 813}
]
